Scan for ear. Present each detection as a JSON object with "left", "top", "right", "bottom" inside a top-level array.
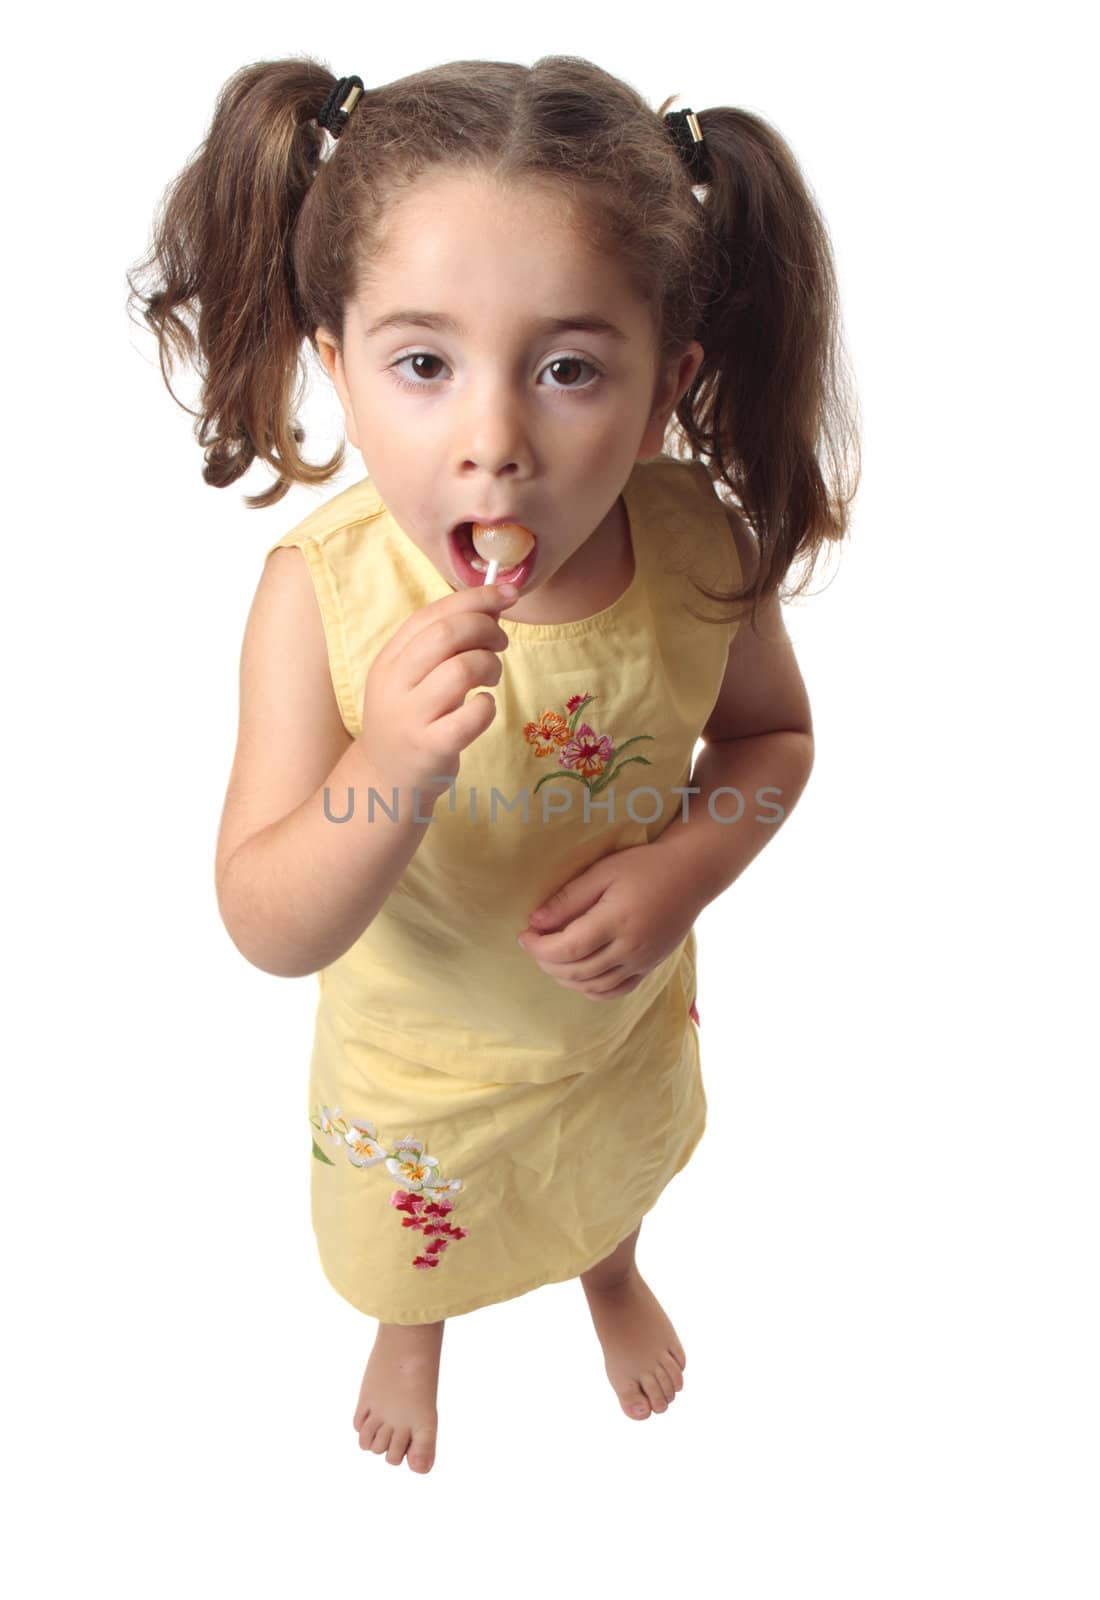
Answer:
[
  {"left": 315, "top": 325, "right": 362, "bottom": 451},
  {"left": 636, "top": 341, "right": 705, "bottom": 461}
]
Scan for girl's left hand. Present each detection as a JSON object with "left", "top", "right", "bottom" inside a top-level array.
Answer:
[{"left": 516, "top": 843, "right": 699, "bottom": 1000}]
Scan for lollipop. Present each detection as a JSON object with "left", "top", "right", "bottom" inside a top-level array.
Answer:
[{"left": 471, "top": 522, "right": 535, "bottom": 586}]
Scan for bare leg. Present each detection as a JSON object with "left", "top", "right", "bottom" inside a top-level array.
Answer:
[
  {"left": 579, "top": 1222, "right": 642, "bottom": 1292},
  {"left": 352, "top": 1318, "right": 444, "bottom": 1473},
  {"left": 579, "top": 1219, "right": 687, "bottom": 1420}
]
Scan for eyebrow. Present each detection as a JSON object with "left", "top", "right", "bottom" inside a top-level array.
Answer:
[{"left": 364, "top": 309, "right": 629, "bottom": 342}]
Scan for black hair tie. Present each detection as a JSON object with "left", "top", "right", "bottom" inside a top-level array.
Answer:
[
  {"left": 664, "top": 108, "right": 712, "bottom": 185},
  {"left": 316, "top": 75, "right": 365, "bottom": 138}
]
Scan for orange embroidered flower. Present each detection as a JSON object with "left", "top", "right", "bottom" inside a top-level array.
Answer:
[{"left": 522, "top": 709, "right": 571, "bottom": 757}]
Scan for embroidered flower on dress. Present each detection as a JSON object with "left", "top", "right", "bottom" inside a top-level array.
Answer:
[
  {"left": 309, "top": 1106, "right": 469, "bottom": 1271},
  {"left": 521, "top": 691, "right": 655, "bottom": 797},
  {"left": 522, "top": 708, "right": 570, "bottom": 757}
]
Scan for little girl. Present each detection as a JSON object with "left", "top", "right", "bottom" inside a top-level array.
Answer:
[{"left": 128, "top": 53, "right": 859, "bottom": 1475}]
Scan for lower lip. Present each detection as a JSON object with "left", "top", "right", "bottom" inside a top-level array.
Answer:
[{"left": 449, "top": 524, "right": 538, "bottom": 590}]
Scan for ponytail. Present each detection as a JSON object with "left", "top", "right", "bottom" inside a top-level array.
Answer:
[
  {"left": 126, "top": 58, "right": 343, "bottom": 508},
  {"left": 677, "top": 107, "right": 861, "bottom": 615}
]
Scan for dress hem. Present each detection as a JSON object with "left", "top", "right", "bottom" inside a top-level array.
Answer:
[{"left": 313, "top": 1110, "right": 707, "bottom": 1324}]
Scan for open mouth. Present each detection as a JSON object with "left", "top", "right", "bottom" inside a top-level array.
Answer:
[{"left": 449, "top": 522, "right": 538, "bottom": 590}]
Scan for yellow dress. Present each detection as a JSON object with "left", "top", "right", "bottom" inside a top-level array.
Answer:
[{"left": 263, "top": 453, "right": 741, "bottom": 1323}]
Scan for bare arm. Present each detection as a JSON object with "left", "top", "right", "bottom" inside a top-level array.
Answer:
[
  {"left": 651, "top": 505, "right": 815, "bottom": 910},
  {"left": 217, "top": 742, "right": 441, "bottom": 979},
  {"left": 214, "top": 547, "right": 443, "bottom": 978}
]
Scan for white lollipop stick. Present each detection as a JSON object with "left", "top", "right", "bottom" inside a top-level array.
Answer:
[{"left": 472, "top": 525, "right": 532, "bottom": 587}]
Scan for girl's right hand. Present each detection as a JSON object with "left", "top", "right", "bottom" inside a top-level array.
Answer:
[{"left": 359, "top": 583, "right": 520, "bottom": 797}]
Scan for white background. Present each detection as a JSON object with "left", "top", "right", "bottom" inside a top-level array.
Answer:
[{"left": 3, "top": 3, "right": 1096, "bottom": 1595}]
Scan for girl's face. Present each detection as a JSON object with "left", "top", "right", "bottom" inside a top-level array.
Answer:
[{"left": 316, "top": 172, "right": 703, "bottom": 617}]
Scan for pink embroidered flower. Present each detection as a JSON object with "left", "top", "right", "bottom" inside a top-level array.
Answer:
[
  {"left": 557, "top": 722, "right": 613, "bottom": 780},
  {"left": 389, "top": 1190, "right": 470, "bottom": 1269}
]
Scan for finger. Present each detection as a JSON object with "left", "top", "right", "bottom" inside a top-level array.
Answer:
[
  {"left": 523, "top": 920, "right": 608, "bottom": 954},
  {"left": 393, "top": 581, "right": 520, "bottom": 649},
  {"left": 581, "top": 972, "right": 642, "bottom": 1000},
  {"left": 545, "top": 969, "right": 636, "bottom": 1000},
  {"left": 527, "top": 934, "right": 618, "bottom": 977},
  {"left": 376, "top": 581, "right": 517, "bottom": 687},
  {"left": 416, "top": 651, "right": 505, "bottom": 744},
  {"left": 419, "top": 686, "right": 501, "bottom": 769},
  {"left": 405, "top": 609, "right": 516, "bottom": 740}
]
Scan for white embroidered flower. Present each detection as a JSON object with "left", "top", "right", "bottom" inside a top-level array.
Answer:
[
  {"left": 420, "top": 1177, "right": 464, "bottom": 1202},
  {"left": 344, "top": 1118, "right": 388, "bottom": 1168},
  {"left": 384, "top": 1138, "right": 442, "bottom": 1190},
  {"left": 319, "top": 1104, "right": 350, "bottom": 1144}
]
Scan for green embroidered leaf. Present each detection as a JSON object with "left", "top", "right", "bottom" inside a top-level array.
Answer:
[
  {"left": 311, "top": 1137, "right": 336, "bottom": 1166},
  {"left": 567, "top": 694, "right": 596, "bottom": 734},
  {"left": 591, "top": 753, "right": 654, "bottom": 794},
  {"left": 602, "top": 733, "right": 655, "bottom": 764},
  {"left": 532, "top": 769, "right": 591, "bottom": 796}
]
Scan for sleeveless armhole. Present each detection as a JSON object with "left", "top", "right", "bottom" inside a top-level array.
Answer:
[
  {"left": 725, "top": 523, "right": 745, "bottom": 649},
  {"left": 686, "top": 460, "right": 745, "bottom": 648},
  {"left": 263, "top": 531, "right": 362, "bottom": 739}
]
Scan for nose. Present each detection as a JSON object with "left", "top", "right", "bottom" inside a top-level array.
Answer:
[{"left": 457, "top": 380, "right": 533, "bottom": 478}]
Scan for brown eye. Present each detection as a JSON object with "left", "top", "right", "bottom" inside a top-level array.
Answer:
[
  {"left": 539, "top": 355, "right": 602, "bottom": 391},
  {"left": 547, "top": 358, "right": 585, "bottom": 386}
]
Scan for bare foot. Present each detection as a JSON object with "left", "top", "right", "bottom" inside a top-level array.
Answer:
[
  {"left": 582, "top": 1266, "right": 686, "bottom": 1420},
  {"left": 352, "top": 1319, "right": 444, "bottom": 1472}
]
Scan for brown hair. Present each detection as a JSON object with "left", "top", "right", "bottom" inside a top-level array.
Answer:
[{"left": 127, "top": 54, "right": 860, "bottom": 633}]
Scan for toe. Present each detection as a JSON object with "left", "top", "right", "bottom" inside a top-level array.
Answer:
[
  {"left": 667, "top": 1345, "right": 686, "bottom": 1373},
  {"left": 386, "top": 1428, "right": 412, "bottom": 1466},
  {"left": 641, "top": 1374, "right": 668, "bottom": 1413},
  {"left": 622, "top": 1386, "right": 651, "bottom": 1420},
  {"left": 408, "top": 1428, "right": 437, "bottom": 1472},
  {"left": 655, "top": 1363, "right": 679, "bottom": 1403},
  {"left": 353, "top": 1403, "right": 370, "bottom": 1432},
  {"left": 369, "top": 1423, "right": 393, "bottom": 1455}
]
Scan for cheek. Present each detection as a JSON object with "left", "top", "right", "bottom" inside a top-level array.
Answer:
[{"left": 575, "top": 417, "right": 644, "bottom": 475}]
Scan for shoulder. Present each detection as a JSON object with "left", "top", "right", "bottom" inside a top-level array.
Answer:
[
  {"left": 262, "top": 475, "right": 385, "bottom": 564},
  {"left": 633, "top": 455, "right": 759, "bottom": 588},
  {"left": 217, "top": 542, "right": 355, "bottom": 888},
  {"left": 247, "top": 544, "right": 336, "bottom": 687},
  {"left": 699, "top": 496, "right": 814, "bottom": 742},
  {"left": 252, "top": 534, "right": 362, "bottom": 739},
  {"left": 719, "top": 500, "right": 761, "bottom": 589},
  {"left": 644, "top": 455, "right": 761, "bottom": 585}
]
